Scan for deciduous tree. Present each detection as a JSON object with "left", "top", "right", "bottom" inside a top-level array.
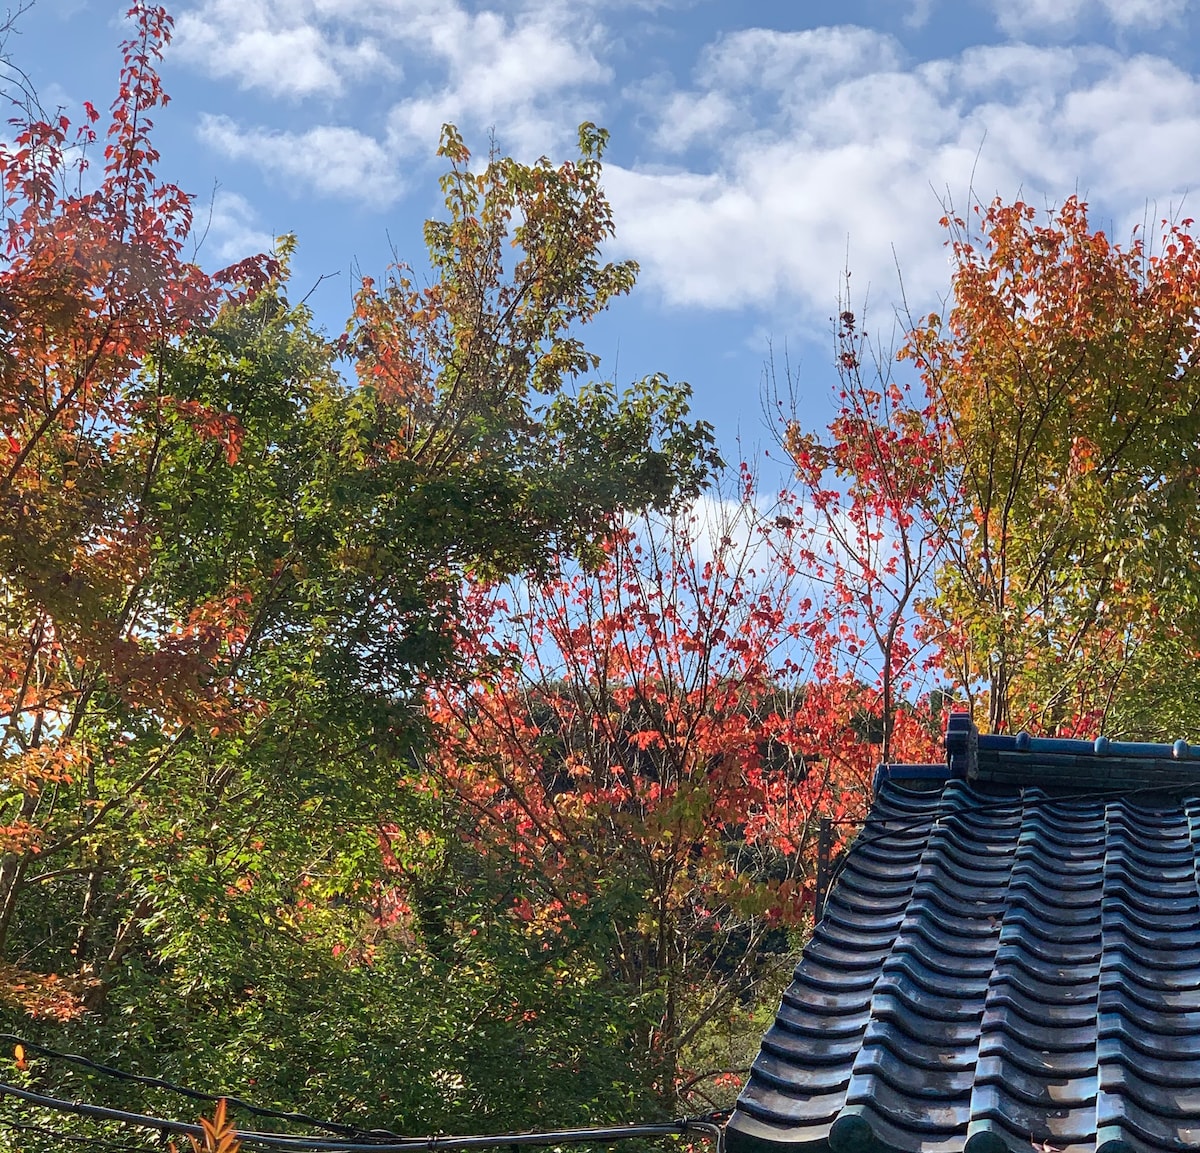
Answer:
[
  {"left": 909, "top": 197, "right": 1200, "bottom": 736},
  {"left": 785, "top": 196, "right": 1200, "bottom": 740},
  {"left": 426, "top": 484, "right": 937, "bottom": 1109},
  {"left": 781, "top": 300, "right": 948, "bottom": 762},
  {"left": 0, "top": 0, "right": 717, "bottom": 1071},
  {"left": 0, "top": 3, "right": 276, "bottom": 1017}
]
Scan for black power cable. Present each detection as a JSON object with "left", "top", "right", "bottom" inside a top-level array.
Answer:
[
  {"left": 0, "top": 1033, "right": 381, "bottom": 1138},
  {"left": 0, "top": 1081, "right": 719, "bottom": 1153},
  {"left": 0, "top": 1114, "right": 162, "bottom": 1152}
]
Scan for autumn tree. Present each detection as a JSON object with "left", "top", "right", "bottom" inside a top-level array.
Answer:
[
  {"left": 786, "top": 196, "right": 1200, "bottom": 740},
  {"left": 343, "top": 122, "right": 720, "bottom": 576},
  {"left": 779, "top": 298, "right": 949, "bottom": 762},
  {"left": 0, "top": 6, "right": 721, "bottom": 1134},
  {"left": 426, "top": 482, "right": 938, "bottom": 1111},
  {"left": 0, "top": 3, "right": 279, "bottom": 1019},
  {"left": 909, "top": 197, "right": 1200, "bottom": 737}
]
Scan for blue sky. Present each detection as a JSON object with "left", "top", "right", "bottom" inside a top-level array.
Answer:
[{"left": 14, "top": 0, "right": 1200, "bottom": 476}]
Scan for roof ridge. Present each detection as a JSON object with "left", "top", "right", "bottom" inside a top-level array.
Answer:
[{"left": 876, "top": 714, "right": 1200, "bottom": 793}]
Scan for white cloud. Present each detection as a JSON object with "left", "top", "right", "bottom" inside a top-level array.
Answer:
[
  {"left": 178, "top": 0, "right": 610, "bottom": 196},
  {"left": 174, "top": 0, "right": 393, "bottom": 97},
  {"left": 383, "top": 3, "right": 611, "bottom": 156},
  {"left": 609, "top": 34, "right": 1200, "bottom": 322},
  {"left": 905, "top": 0, "right": 935, "bottom": 30},
  {"left": 702, "top": 26, "right": 902, "bottom": 95},
  {"left": 196, "top": 190, "right": 277, "bottom": 263},
  {"left": 681, "top": 491, "right": 767, "bottom": 571},
  {"left": 198, "top": 115, "right": 404, "bottom": 206},
  {"left": 653, "top": 89, "right": 737, "bottom": 152},
  {"left": 991, "top": 0, "right": 1190, "bottom": 36},
  {"left": 173, "top": 2, "right": 1200, "bottom": 326}
]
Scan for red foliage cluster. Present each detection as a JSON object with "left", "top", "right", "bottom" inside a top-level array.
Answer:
[
  {"left": 428, "top": 483, "right": 941, "bottom": 952},
  {"left": 0, "top": 6, "right": 280, "bottom": 1018}
]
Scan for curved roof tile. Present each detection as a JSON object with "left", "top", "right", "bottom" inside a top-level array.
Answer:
[{"left": 728, "top": 717, "right": 1200, "bottom": 1153}]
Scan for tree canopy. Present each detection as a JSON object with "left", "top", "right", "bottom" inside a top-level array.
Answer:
[
  {"left": 786, "top": 195, "right": 1200, "bottom": 741},
  {"left": 5, "top": 5, "right": 1199, "bottom": 1152},
  {"left": 0, "top": 5, "right": 729, "bottom": 1139}
]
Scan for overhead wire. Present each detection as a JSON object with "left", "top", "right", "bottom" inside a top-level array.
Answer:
[
  {"left": 0, "top": 1114, "right": 162, "bottom": 1152},
  {"left": 0, "top": 1033, "right": 381, "bottom": 1138},
  {"left": 0, "top": 1080, "right": 717, "bottom": 1152}
]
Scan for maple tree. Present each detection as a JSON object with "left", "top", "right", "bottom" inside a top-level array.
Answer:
[
  {"left": 786, "top": 196, "right": 1200, "bottom": 740},
  {"left": 0, "top": 3, "right": 277, "bottom": 1018},
  {"left": 911, "top": 197, "right": 1200, "bottom": 737},
  {"left": 0, "top": 3, "right": 730, "bottom": 1140},
  {"left": 343, "top": 122, "right": 720, "bottom": 576},
  {"left": 780, "top": 298, "right": 948, "bottom": 762},
  {"left": 426, "top": 483, "right": 938, "bottom": 1109}
]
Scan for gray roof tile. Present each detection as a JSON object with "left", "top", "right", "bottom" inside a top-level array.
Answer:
[{"left": 728, "top": 719, "right": 1200, "bottom": 1153}]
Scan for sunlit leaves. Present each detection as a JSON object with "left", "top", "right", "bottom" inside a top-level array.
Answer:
[
  {"left": 341, "top": 125, "right": 715, "bottom": 577},
  {"left": 185, "top": 1099, "right": 240, "bottom": 1153},
  {"left": 780, "top": 302, "right": 949, "bottom": 760},
  {"left": 0, "top": 5, "right": 279, "bottom": 1018},
  {"left": 909, "top": 196, "right": 1200, "bottom": 735},
  {"left": 793, "top": 195, "right": 1200, "bottom": 738},
  {"left": 426, "top": 488, "right": 931, "bottom": 1107}
]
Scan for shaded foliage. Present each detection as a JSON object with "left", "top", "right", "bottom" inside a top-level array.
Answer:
[
  {"left": 427, "top": 487, "right": 939, "bottom": 1110},
  {"left": 0, "top": 5, "right": 722, "bottom": 1143}
]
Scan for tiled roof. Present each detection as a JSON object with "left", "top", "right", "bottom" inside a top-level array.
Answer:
[{"left": 727, "top": 717, "right": 1200, "bottom": 1153}]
